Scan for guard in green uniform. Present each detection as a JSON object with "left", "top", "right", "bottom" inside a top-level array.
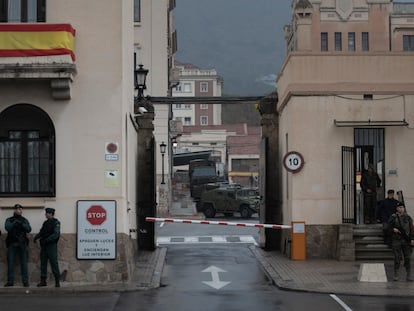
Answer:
[
  {"left": 389, "top": 202, "right": 414, "bottom": 281},
  {"left": 34, "top": 208, "right": 61, "bottom": 287},
  {"left": 4, "top": 204, "right": 31, "bottom": 287}
]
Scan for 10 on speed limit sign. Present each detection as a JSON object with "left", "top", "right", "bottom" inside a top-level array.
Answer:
[{"left": 283, "top": 151, "right": 304, "bottom": 173}]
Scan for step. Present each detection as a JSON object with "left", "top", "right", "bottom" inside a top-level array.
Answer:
[
  {"left": 353, "top": 224, "right": 393, "bottom": 261},
  {"left": 353, "top": 224, "right": 383, "bottom": 228},
  {"left": 356, "top": 241, "right": 392, "bottom": 249},
  {"left": 356, "top": 254, "right": 394, "bottom": 261},
  {"left": 355, "top": 248, "right": 393, "bottom": 256},
  {"left": 355, "top": 241, "right": 386, "bottom": 247},
  {"left": 353, "top": 229, "right": 383, "bottom": 237},
  {"left": 354, "top": 236, "right": 384, "bottom": 243}
]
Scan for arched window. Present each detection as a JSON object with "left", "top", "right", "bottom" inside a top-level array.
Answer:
[
  {"left": 0, "top": 0, "right": 46, "bottom": 23},
  {"left": 0, "top": 104, "right": 55, "bottom": 197}
]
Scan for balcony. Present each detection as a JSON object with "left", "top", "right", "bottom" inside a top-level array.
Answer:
[{"left": 0, "top": 23, "right": 77, "bottom": 100}]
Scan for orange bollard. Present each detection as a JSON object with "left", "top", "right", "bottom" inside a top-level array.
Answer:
[{"left": 291, "top": 221, "right": 306, "bottom": 260}]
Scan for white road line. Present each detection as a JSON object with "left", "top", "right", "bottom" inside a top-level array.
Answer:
[
  {"left": 330, "top": 294, "right": 353, "bottom": 311},
  {"left": 156, "top": 235, "right": 258, "bottom": 246}
]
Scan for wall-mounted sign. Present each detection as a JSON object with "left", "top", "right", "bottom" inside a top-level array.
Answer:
[
  {"left": 283, "top": 151, "right": 304, "bottom": 173},
  {"left": 105, "top": 170, "right": 119, "bottom": 187},
  {"left": 77, "top": 200, "right": 116, "bottom": 260},
  {"left": 105, "top": 142, "right": 119, "bottom": 161}
]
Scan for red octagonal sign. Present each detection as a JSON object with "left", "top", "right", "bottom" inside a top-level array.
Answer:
[{"left": 86, "top": 205, "right": 107, "bottom": 225}]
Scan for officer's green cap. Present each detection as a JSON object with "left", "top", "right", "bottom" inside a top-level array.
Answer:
[{"left": 45, "top": 207, "right": 55, "bottom": 214}]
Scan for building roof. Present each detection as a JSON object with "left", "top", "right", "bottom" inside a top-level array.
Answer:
[
  {"left": 173, "top": 150, "right": 212, "bottom": 166},
  {"left": 174, "top": 60, "right": 200, "bottom": 69}
]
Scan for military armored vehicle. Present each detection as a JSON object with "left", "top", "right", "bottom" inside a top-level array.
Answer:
[{"left": 199, "top": 187, "right": 260, "bottom": 218}]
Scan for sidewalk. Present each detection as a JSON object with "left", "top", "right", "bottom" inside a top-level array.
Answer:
[
  {"left": 251, "top": 246, "right": 414, "bottom": 297},
  {"left": 0, "top": 247, "right": 167, "bottom": 293}
]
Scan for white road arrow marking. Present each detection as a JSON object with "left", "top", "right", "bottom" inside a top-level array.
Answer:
[{"left": 202, "top": 265, "right": 231, "bottom": 290}]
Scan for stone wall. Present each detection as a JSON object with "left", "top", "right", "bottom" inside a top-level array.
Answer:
[
  {"left": 0, "top": 233, "right": 138, "bottom": 285},
  {"left": 306, "top": 225, "right": 339, "bottom": 259},
  {"left": 279, "top": 225, "right": 341, "bottom": 260},
  {"left": 336, "top": 224, "right": 355, "bottom": 261}
]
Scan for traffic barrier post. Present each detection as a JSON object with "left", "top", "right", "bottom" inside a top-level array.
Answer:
[{"left": 291, "top": 221, "right": 306, "bottom": 260}]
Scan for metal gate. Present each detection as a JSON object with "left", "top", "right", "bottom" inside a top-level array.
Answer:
[{"left": 342, "top": 146, "right": 355, "bottom": 223}]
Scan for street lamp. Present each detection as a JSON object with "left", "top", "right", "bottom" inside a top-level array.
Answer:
[
  {"left": 160, "top": 142, "right": 166, "bottom": 184},
  {"left": 134, "top": 63, "right": 149, "bottom": 100},
  {"left": 172, "top": 141, "right": 178, "bottom": 154}
]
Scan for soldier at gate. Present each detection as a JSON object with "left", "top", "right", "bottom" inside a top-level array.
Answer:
[
  {"left": 4, "top": 204, "right": 31, "bottom": 287},
  {"left": 34, "top": 207, "right": 61, "bottom": 287},
  {"left": 389, "top": 202, "right": 414, "bottom": 281}
]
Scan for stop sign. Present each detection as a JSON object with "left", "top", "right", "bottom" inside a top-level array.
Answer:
[{"left": 86, "top": 205, "right": 107, "bottom": 225}]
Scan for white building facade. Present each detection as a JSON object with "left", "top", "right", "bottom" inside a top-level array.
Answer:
[
  {"left": 0, "top": 0, "right": 173, "bottom": 285},
  {"left": 276, "top": 0, "right": 414, "bottom": 258}
]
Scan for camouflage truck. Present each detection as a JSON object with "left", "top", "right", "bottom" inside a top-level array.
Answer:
[{"left": 199, "top": 187, "right": 260, "bottom": 218}]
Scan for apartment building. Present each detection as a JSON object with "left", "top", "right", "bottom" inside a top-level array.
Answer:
[
  {"left": 172, "top": 61, "right": 223, "bottom": 126},
  {"left": 0, "top": 0, "right": 173, "bottom": 284},
  {"left": 276, "top": 0, "right": 414, "bottom": 258}
]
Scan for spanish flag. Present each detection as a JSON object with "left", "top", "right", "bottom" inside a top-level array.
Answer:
[{"left": 0, "top": 24, "right": 76, "bottom": 61}]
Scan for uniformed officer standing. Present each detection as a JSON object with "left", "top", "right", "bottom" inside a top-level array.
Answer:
[
  {"left": 361, "top": 163, "right": 381, "bottom": 224},
  {"left": 389, "top": 202, "right": 414, "bottom": 281},
  {"left": 4, "top": 204, "right": 31, "bottom": 287},
  {"left": 34, "top": 208, "right": 61, "bottom": 287},
  {"left": 377, "top": 189, "right": 399, "bottom": 245}
]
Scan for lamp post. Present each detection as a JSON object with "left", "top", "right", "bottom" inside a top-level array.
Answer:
[
  {"left": 160, "top": 142, "right": 166, "bottom": 184},
  {"left": 134, "top": 63, "right": 149, "bottom": 100},
  {"left": 134, "top": 61, "right": 155, "bottom": 250}
]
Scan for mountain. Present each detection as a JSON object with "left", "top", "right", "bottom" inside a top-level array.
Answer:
[{"left": 173, "top": 0, "right": 292, "bottom": 96}]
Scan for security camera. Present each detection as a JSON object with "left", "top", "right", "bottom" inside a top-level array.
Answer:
[{"left": 138, "top": 106, "right": 148, "bottom": 114}]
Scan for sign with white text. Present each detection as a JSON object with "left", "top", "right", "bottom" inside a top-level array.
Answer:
[{"left": 77, "top": 200, "right": 116, "bottom": 260}]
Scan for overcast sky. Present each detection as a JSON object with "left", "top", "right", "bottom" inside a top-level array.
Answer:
[
  {"left": 173, "top": 1, "right": 413, "bottom": 96},
  {"left": 173, "top": 0, "right": 292, "bottom": 96}
]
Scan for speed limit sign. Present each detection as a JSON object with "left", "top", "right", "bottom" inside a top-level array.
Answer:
[{"left": 283, "top": 151, "right": 304, "bottom": 173}]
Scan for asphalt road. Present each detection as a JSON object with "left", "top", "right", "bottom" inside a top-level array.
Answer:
[{"left": 2, "top": 220, "right": 414, "bottom": 310}]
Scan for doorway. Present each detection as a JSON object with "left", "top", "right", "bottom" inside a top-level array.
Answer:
[
  {"left": 341, "top": 128, "right": 385, "bottom": 224},
  {"left": 355, "top": 128, "right": 385, "bottom": 224}
]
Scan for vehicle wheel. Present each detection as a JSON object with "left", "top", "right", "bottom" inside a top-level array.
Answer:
[
  {"left": 203, "top": 204, "right": 216, "bottom": 218},
  {"left": 224, "top": 213, "right": 233, "bottom": 217},
  {"left": 195, "top": 200, "right": 201, "bottom": 212},
  {"left": 240, "top": 205, "right": 252, "bottom": 219}
]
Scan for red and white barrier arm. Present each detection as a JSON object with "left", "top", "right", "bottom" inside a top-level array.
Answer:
[{"left": 146, "top": 217, "right": 291, "bottom": 230}]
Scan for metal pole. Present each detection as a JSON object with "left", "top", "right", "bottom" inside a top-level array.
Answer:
[{"left": 161, "top": 153, "right": 165, "bottom": 184}]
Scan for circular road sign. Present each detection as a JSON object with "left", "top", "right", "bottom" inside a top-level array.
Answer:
[
  {"left": 86, "top": 205, "right": 107, "bottom": 225},
  {"left": 106, "top": 143, "right": 118, "bottom": 154},
  {"left": 283, "top": 151, "right": 304, "bottom": 173}
]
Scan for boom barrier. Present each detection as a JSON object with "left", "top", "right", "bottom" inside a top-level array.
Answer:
[{"left": 146, "top": 217, "right": 291, "bottom": 230}]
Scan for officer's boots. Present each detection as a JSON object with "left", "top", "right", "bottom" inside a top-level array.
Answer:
[
  {"left": 393, "top": 270, "right": 399, "bottom": 281},
  {"left": 37, "top": 278, "right": 47, "bottom": 287},
  {"left": 406, "top": 268, "right": 413, "bottom": 282},
  {"left": 55, "top": 279, "right": 60, "bottom": 288}
]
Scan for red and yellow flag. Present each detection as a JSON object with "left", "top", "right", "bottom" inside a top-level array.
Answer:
[{"left": 0, "top": 24, "right": 76, "bottom": 61}]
